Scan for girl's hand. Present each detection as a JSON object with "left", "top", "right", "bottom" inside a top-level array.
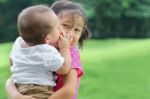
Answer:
[{"left": 58, "top": 32, "right": 70, "bottom": 49}]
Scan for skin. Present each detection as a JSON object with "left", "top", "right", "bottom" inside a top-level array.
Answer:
[
  {"left": 6, "top": 13, "right": 84, "bottom": 99},
  {"left": 45, "top": 11, "right": 60, "bottom": 46}
]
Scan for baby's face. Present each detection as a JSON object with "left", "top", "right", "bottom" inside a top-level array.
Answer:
[
  {"left": 58, "top": 12, "right": 84, "bottom": 46},
  {"left": 46, "top": 11, "right": 60, "bottom": 47}
]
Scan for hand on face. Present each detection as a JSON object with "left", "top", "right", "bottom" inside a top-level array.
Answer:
[
  {"left": 65, "top": 32, "right": 73, "bottom": 43},
  {"left": 58, "top": 26, "right": 73, "bottom": 45},
  {"left": 58, "top": 13, "right": 84, "bottom": 46},
  {"left": 58, "top": 32, "right": 70, "bottom": 49}
]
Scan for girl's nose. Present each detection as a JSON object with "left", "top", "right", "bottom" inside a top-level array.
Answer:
[
  {"left": 69, "top": 30, "right": 73, "bottom": 37},
  {"left": 69, "top": 32, "right": 73, "bottom": 42}
]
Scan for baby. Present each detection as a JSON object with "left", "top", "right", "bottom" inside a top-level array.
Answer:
[{"left": 9, "top": 5, "right": 71, "bottom": 99}]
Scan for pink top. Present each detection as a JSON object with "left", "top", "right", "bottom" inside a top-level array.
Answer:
[{"left": 54, "top": 46, "right": 83, "bottom": 99}]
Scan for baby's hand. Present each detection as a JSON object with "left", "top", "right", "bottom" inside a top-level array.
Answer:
[
  {"left": 20, "top": 96, "right": 36, "bottom": 99},
  {"left": 58, "top": 32, "right": 70, "bottom": 49},
  {"left": 11, "top": 94, "right": 36, "bottom": 99}
]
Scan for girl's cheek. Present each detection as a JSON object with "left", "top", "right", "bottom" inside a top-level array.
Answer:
[
  {"left": 70, "top": 37, "right": 73, "bottom": 43},
  {"left": 70, "top": 37, "right": 75, "bottom": 46},
  {"left": 71, "top": 36, "right": 78, "bottom": 46},
  {"left": 58, "top": 26, "right": 64, "bottom": 33}
]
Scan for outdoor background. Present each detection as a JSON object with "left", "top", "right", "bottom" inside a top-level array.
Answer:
[{"left": 0, "top": 0, "right": 150, "bottom": 99}]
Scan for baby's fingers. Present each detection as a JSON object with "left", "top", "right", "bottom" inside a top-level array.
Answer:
[
  {"left": 60, "top": 32, "right": 65, "bottom": 37},
  {"left": 23, "top": 96, "right": 36, "bottom": 99},
  {"left": 59, "top": 34, "right": 63, "bottom": 40}
]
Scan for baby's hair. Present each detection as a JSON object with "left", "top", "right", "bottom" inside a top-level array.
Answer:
[
  {"left": 18, "top": 5, "right": 53, "bottom": 45},
  {"left": 51, "top": 0, "right": 91, "bottom": 48}
]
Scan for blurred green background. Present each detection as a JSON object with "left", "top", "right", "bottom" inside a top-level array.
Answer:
[
  {"left": 1, "top": 0, "right": 150, "bottom": 42},
  {"left": 1, "top": 0, "right": 150, "bottom": 99},
  {"left": 1, "top": 39, "right": 150, "bottom": 99}
]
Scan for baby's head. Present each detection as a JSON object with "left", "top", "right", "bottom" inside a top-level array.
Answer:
[
  {"left": 18, "top": 5, "right": 59, "bottom": 45},
  {"left": 51, "top": 0, "right": 90, "bottom": 48}
]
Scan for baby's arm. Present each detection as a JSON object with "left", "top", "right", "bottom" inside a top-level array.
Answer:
[
  {"left": 56, "top": 47, "right": 71, "bottom": 75},
  {"left": 55, "top": 33, "right": 71, "bottom": 75},
  {"left": 48, "top": 69, "right": 77, "bottom": 99},
  {"left": 5, "top": 78, "right": 36, "bottom": 99}
]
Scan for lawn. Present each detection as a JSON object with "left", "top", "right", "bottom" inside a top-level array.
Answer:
[
  {"left": 0, "top": 42, "right": 12, "bottom": 99},
  {"left": 1, "top": 39, "right": 150, "bottom": 99}
]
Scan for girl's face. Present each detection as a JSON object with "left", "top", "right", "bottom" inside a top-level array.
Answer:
[{"left": 58, "top": 12, "right": 84, "bottom": 46}]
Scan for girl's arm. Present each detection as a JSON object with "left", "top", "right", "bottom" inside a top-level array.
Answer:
[
  {"left": 6, "top": 57, "right": 35, "bottom": 99},
  {"left": 48, "top": 69, "right": 78, "bottom": 99},
  {"left": 5, "top": 78, "right": 36, "bottom": 99}
]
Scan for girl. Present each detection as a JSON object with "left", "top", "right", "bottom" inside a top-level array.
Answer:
[
  {"left": 6, "top": 0, "right": 90, "bottom": 99},
  {"left": 49, "top": 1, "right": 90, "bottom": 99}
]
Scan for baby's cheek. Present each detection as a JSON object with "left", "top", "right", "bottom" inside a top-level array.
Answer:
[{"left": 52, "top": 40, "right": 59, "bottom": 48}]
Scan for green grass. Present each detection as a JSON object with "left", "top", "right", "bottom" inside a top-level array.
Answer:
[
  {"left": 1, "top": 39, "right": 150, "bottom": 99},
  {"left": 0, "top": 42, "right": 12, "bottom": 99},
  {"left": 79, "top": 39, "right": 150, "bottom": 99}
]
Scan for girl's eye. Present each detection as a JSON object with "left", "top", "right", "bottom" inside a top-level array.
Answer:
[
  {"left": 62, "top": 24, "right": 70, "bottom": 28},
  {"left": 75, "top": 28, "right": 81, "bottom": 32}
]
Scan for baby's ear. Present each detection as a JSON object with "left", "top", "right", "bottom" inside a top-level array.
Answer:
[{"left": 45, "top": 34, "right": 51, "bottom": 44}]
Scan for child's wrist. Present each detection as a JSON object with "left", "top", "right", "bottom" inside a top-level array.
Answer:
[
  {"left": 60, "top": 46, "right": 70, "bottom": 50},
  {"left": 60, "top": 47, "right": 70, "bottom": 53},
  {"left": 12, "top": 92, "right": 22, "bottom": 99}
]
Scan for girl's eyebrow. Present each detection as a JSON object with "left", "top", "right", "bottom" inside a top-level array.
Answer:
[
  {"left": 76, "top": 23, "right": 83, "bottom": 27},
  {"left": 63, "top": 20, "right": 73, "bottom": 26},
  {"left": 65, "top": 20, "right": 71, "bottom": 23},
  {"left": 64, "top": 20, "right": 72, "bottom": 23}
]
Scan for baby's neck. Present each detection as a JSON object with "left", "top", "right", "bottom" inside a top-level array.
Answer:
[{"left": 21, "top": 41, "right": 33, "bottom": 48}]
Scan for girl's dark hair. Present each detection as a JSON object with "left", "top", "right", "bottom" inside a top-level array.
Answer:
[{"left": 51, "top": 0, "right": 91, "bottom": 48}]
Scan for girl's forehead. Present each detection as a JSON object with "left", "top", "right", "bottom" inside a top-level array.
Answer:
[
  {"left": 60, "top": 12, "right": 84, "bottom": 26},
  {"left": 73, "top": 15, "right": 84, "bottom": 27},
  {"left": 60, "top": 12, "right": 74, "bottom": 20},
  {"left": 59, "top": 11, "right": 81, "bottom": 20},
  {"left": 59, "top": 13, "right": 74, "bottom": 27}
]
